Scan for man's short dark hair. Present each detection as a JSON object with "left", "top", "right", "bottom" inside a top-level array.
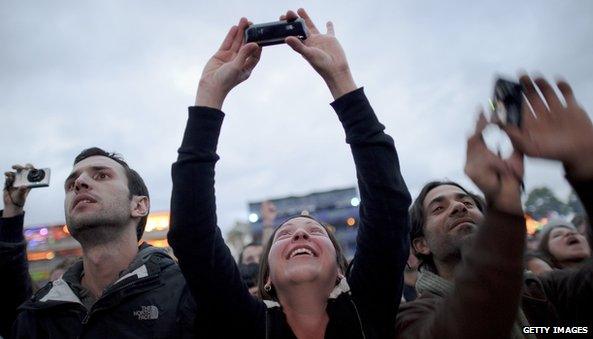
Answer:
[
  {"left": 409, "top": 180, "right": 485, "bottom": 272},
  {"left": 73, "top": 147, "right": 150, "bottom": 241}
]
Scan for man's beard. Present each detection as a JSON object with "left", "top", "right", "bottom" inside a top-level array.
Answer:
[
  {"left": 431, "top": 231, "right": 476, "bottom": 266},
  {"left": 66, "top": 208, "right": 130, "bottom": 248}
]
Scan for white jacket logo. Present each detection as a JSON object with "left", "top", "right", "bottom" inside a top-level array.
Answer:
[{"left": 133, "top": 305, "right": 159, "bottom": 320}]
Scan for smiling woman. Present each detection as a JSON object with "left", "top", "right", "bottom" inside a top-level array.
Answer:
[
  {"left": 257, "top": 215, "right": 349, "bottom": 301},
  {"left": 167, "top": 8, "right": 411, "bottom": 339}
]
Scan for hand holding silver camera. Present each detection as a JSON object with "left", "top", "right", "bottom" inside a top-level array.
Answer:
[
  {"left": 12, "top": 167, "right": 51, "bottom": 188},
  {"left": 3, "top": 164, "right": 48, "bottom": 216}
]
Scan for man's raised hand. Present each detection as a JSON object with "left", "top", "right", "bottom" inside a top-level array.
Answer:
[
  {"left": 3, "top": 164, "right": 33, "bottom": 218},
  {"left": 282, "top": 8, "right": 357, "bottom": 99},
  {"left": 465, "top": 112, "right": 524, "bottom": 215},
  {"left": 195, "top": 17, "right": 262, "bottom": 110},
  {"left": 503, "top": 75, "right": 593, "bottom": 180}
]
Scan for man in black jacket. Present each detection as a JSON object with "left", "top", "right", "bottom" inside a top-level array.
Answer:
[{"left": 1, "top": 148, "right": 195, "bottom": 338}]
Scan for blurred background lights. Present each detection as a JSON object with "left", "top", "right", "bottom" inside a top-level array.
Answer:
[{"left": 145, "top": 212, "right": 170, "bottom": 232}]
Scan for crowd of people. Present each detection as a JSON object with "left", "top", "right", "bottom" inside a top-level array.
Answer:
[{"left": 1, "top": 8, "right": 592, "bottom": 339}]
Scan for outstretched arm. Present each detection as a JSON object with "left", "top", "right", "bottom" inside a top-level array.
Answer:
[
  {"left": 333, "top": 88, "right": 411, "bottom": 338},
  {"left": 283, "top": 8, "right": 412, "bottom": 337},
  {"left": 167, "top": 18, "right": 265, "bottom": 338},
  {"left": 506, "top": 76, "right": 593, "bottom": 323},
  {"left": 1, "top": 165, "right": 34, "bottom": 338}
]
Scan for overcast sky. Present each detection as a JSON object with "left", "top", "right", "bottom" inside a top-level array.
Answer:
[{"left": 2, "top": 0, "right": 592, "bottom": 233}]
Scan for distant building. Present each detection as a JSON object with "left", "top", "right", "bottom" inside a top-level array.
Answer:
[{"left": 247, "top": 187, "right": 360, "bottom": 259}]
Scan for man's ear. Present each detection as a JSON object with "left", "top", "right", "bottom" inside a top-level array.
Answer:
[
  {"left": 412, "top": 237, "right": 431, "bottom": 256},
  {"left": 131, "top": 195, "right": 150, "bottom": 218}
]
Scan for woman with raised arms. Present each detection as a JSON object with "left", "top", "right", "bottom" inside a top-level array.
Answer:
[{"left": 168, "top": 9, "right": 411, "bottom": 339}]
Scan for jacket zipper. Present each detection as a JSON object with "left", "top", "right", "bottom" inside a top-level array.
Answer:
[
  {"left": 265, "top": 307, "right": 269, "bottom": 339},
  {"left": 349, "top": 299, "right": 366, "bottom": 339},
  {"left": 81, "top": 313, "right": 90, "bottom": 324},
  {"left": 80, "top": 275, "right": 159, "bottom": 325},
  {"left": 101, "top": 274, "right": 159, "bottom": 300}
]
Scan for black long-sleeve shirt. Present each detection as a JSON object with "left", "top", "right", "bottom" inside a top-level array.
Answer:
[{"left": 168, "top": 88, "right": 411, "bottom": 338}]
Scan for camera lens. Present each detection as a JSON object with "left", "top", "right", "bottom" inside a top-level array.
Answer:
[{"left": 27, "top": 169, "right": 46, "bottom": 182}]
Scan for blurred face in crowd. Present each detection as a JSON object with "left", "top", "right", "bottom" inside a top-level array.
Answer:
[
  {"left": 241, "top": 244, "right": 263, "bottom": 265},
  {"left": 415, "top": 185, "right": 484, "bottom": 262},
  {"left": 267, "top": 217, "right": 339, "bottom": 293},
  {"left": 49, "top": 268, "right": 67, "bottom": 281},
  {"left": 64, "top": 156, "right": 134, "bottom": 242},
  {"left": 547, "top": 226, "right": 591, "bottom": 264},
  {"left": 576, "top": 220, "right": 590, "bottom": 236},
  {"left": 526, "top": 235, "right": 541, "bottom": 252}
]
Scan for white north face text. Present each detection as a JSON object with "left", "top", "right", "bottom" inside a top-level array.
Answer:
[{"left": 133, "top": 305, "right": 159, "bottom": 320}]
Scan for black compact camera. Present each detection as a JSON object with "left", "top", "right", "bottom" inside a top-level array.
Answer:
[
  {"left": 244, "top": 18, "right": 308, "bottom": 46},
  {"left": 491, "top": 78, "right": 523, "bottom": 127},
  {"left": 13, "top": 168, "right": 51, "bottom": 188}
]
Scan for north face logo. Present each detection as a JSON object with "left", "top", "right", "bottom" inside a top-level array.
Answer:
[{"left": 133, "top": 305, "right": 159, "bottom": 320}]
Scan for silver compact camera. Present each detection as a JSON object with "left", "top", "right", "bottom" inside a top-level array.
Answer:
[{"left": 13, "top": 168, "right": 51, "bottom": 188}]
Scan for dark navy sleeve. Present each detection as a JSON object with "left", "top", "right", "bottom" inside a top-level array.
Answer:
[
  {"left": 0, "top": 211, "right": 33, "bottom": 338},
  {"left": 331, "top": 88, "right": 411, "bottom": 339},
  {"left": 168, "top": 107, "right": 266, "bottom": 338}
]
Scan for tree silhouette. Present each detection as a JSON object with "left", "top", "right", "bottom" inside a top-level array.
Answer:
[
  {"left": 524, "top": 187, "right": 570, "bottom": 220},
  {"left": 567, "top": 190, "right": 585, "bottom": 216}
]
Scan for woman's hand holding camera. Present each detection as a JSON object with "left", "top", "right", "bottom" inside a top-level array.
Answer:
[
  {"left": 195, "top": 8, "right": 357, "bottom": 108},
  {"left": 195, "top": 17, "right": 262, "bottom": 110},
  {"left": 3, "top": 164, "right": 33, "bottom": 218},
  {"left": 282, "top": 9, "right": 357, "bottom": 100}
]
